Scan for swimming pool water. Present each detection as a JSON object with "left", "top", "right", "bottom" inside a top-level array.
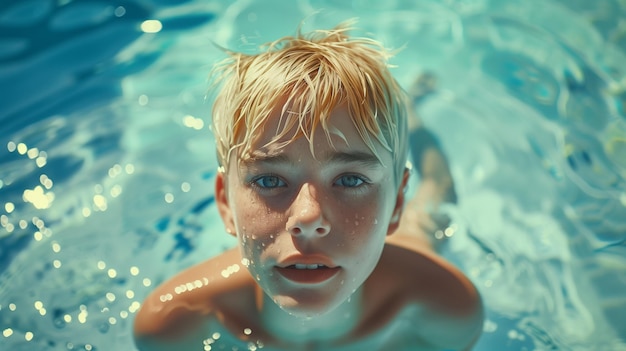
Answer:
[{"left": 0, "top": 0, "right": 625, "bottom": 350}]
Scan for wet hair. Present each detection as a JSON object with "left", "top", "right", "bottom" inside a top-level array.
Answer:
[{"left": 210, "top": 20, "right": 409, "bottom": 184}]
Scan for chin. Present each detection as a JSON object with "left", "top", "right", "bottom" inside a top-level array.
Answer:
[{"left": 272, "top": 291, "right": 346, "bottom": 318}]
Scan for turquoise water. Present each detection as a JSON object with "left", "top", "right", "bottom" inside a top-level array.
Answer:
[{"left": 1, "top": 0, "right": 625, "bottom": 350}]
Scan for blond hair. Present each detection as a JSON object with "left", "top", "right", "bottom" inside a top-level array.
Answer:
[{"left": 210, "top": 21, "right": 409, "bottom": 184}]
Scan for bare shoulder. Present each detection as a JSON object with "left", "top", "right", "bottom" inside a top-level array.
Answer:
[
  {"left": 133, "top": 248, "right": 257, "bottom": 346},
  {"left": 371, "top": 235, "right": 484, "bottom": 350}
]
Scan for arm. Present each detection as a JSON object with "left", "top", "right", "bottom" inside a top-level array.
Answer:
[
  {"left": 410, "top": 126, "right": 456, "bottom": 203},
  {"left": 404, "top": 123, "right": 457, "bottom": 249}
]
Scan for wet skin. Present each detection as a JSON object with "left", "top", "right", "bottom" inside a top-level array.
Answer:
[
  {"left": 220, "top": 103, "right": 403, "bottom": 319},
  {"left": 133, "top": 104, "right": 483, "bottom": 350}
]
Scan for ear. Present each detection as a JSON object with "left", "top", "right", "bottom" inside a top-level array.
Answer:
[
  {"left": 215, "top": 171, "right": 236, "bottom": 237},
  {"left": 386, "top": 168, "right": 410, "bottom": 236}
]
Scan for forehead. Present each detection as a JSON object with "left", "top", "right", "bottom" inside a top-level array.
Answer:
[{"left": 242, "top": 103, "right": 388, "bottom": 164}]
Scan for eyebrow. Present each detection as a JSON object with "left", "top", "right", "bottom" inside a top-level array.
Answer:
[{"left": 324, "top": 151, "right": 382, "bottom": 167}]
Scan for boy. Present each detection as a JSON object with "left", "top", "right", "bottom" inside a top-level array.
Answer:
[{"left": 134, "top": 22, "right": 483, "bottom": 351}]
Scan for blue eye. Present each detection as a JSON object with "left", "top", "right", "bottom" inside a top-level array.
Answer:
[
  {"left": 335, "top": 175, "right": 365, "bottom": 187},
  {"left": 253, "top": 175, "right": 286, "bottom": 189}
]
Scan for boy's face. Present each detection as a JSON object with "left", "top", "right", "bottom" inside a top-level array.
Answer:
[{"left": 216, "top": 103, "right": 406, "bottom": 317}]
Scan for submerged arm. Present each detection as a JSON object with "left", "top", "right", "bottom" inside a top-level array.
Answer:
[{"left": 402, "top": 106, "right": 458, "bottom": 249}]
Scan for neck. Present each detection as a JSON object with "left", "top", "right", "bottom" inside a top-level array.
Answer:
[{"left": 258, "top": 287, "right": 363, "bottom": 347}]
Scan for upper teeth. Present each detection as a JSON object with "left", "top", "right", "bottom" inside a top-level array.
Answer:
[{"left": 294, "top": 264, "right": 325, "bottom": 269}]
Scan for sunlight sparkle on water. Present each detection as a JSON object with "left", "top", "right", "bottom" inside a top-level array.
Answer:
[
  {"left": 16, "top": 143, "right": 26, "bottom": 155},
  {"left": 78, "top": 306, "right": 88, "bottom": 324},
  {"left": 108, "top": 268, "right": 117, "bottom": 278},
  {"left": 82, "top": 207, "right": 91, "bottom": 217},
  {"left": 114, "top": 6, "right": 126, "bottom": 17},
  {"left": 93, "top": 194, "right": 108, "bottom": 211},
  {"left": 26, "top": 147, "right": 38, "bottom": 159},
  {"left": 108, "top": 164, "right": 123, "bottom": 178},
  {"left": 106, "top": 293, "right": 116, "bottom": 302},
  {"left": 110, "top": 185, "right": 123, "bottom": 197},
  {"left": 164, "top": 193, "right": 174, "bottom": 203},
  {"left": 23, "top": 185, "right": 54, "bottom": 209},
  {"left": 34, "top": 300, "right": 46, "bottom": 316},
  {"left": 141, "top": 20, "right": 162, "bottom": 33},
  {"left": 138, "top": 94, "right": 149, "bottom": 106},
  {"left": 4, "top": 202, "right": 14, "bottom": 213},
  {"left": 129, "top": 301, "right": 141, "bottom": 313},
  {"left": 183, "top": 115, "right": 205, "bottom": 130}
]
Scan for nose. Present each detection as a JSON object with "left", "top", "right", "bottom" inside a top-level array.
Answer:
[{"left": 286, "top": 183, "right": 330, "bottom": 238}]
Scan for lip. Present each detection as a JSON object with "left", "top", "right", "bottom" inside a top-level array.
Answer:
[
  {"left": 277, "top": 254, "right": 337, "bottom": 269},
  {"left": 275, "top": 266, "right": 341, "bottom": 284},
  {"left": 275, "top": 254, "right": 340, "bottom": 284}
]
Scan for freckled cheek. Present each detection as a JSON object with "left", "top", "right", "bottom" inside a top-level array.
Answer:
[
  {"left": 336, "top": 204, "right": 387, "bottom": 239},
  {"left": 237, "top": 206, "right": 285, "bottom": 234},
  {"left": 233, "top": 200, "right": 285, "bottom": 261},
  {"left": 233, "top": 192, "right": 284, "bottom": 231}
]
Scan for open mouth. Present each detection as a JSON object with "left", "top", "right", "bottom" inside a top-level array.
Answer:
[
  {"left": 276, "top": 264, "right": 340, "bottom": 284},
  {"left": 290, "top": 264, "right": 327, "bottom": 269}
]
